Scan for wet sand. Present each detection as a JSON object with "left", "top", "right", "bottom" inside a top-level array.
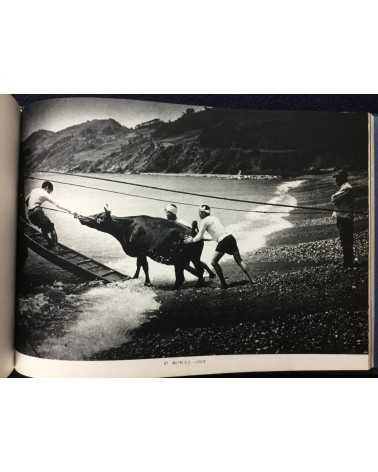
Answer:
[{"left": 16, "top": 174, "right": 370, "bottom": 360}]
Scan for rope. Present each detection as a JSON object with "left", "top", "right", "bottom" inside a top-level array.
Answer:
[
  {"left": 26, "top": 171, "right": 368, "bottom": 215},
  {"left": 40, "top": 207, "right": 70, "bottom": 214},
  {"left": 26, "top": 176, "right": 324, "bottom": 215}
]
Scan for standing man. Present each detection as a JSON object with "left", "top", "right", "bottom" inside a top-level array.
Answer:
[
  {"left": 184, "top": 204, "right": 253, "bottom": 289},
  {"left": 331, "top": 170, "right": 355, "bottom": 268},
  {"left": 26, "top": 181, "right": 77, "bottom": 249},
  {"left": 164, "top": 203, "right": 215, "bottom": 279}
]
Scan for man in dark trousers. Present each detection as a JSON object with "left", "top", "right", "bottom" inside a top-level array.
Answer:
[
  {"left": 26, "top": 181, "right": 77, "bottom": 249},
  {"left": 184, "top": 204, "right": 253, "bottom": 289},
  {"left": 331, "top": 170, "right": 354, "bottom": 268}
]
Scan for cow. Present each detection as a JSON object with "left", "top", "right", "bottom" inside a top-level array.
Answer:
[{"left": 78, "top": 207, "right": 207, "bottom": 289}]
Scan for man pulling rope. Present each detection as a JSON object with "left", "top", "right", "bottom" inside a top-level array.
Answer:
[{"left": 26, "top": 181, "right": 78, "bottom": 250}]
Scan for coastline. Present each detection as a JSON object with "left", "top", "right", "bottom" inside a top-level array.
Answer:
[
  {"left": 138, "top": 172, "right": 281, "bottom": 181},
  {"left": 16, "top": 174, "right": 370, "bottom": 360},
  {"left": 90, "top": 174, "right": 369, "bottom": 360}
]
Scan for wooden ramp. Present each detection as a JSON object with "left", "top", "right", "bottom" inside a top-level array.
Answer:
[{"left": 23, "top": 221, "right": 129, "bottom": 284}]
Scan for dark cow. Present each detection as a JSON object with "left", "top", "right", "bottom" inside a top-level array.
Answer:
[{"left": 79, "top": 207, "right": 206, "bottom": 289}]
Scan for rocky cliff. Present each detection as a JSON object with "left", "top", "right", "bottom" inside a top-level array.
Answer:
[{"left": 22, "top": 108, "right": 368, "bottom": 175}]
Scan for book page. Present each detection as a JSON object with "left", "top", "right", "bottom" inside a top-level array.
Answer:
[
  {"left": 372, "top": 114, "right": 376, "bottom": 368},
  {"left": 15, "top": 98, "right": 371, "bottom": 377},
  {"left": 0, "top": 95, "right": 20, "bottom": 377}
]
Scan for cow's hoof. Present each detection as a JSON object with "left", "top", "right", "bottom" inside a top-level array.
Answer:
[
  {"left": 196, "top": 280, "right": 206, "bottom": 288},
  {"left": 132, "top": 275, "right": 139, "bottom": 280},
  {"left": 144, "top": 281, "right": 153, "bottom": 287}
]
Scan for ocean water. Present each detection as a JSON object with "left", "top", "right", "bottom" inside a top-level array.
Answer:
[
  {"left": 25, "top": 173, "right": 303, "bottom": 283},
  {"left": 35, "top": 280, "right": 160, "bottom": 359},
  {"left": 22, "top": 173, "right": 304, "bottom": 359}
]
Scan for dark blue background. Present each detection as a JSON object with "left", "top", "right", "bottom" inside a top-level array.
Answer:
[
  {"left": 12, "top": 94, "right": 377, "bottom": 377},
  {"left": 12, "top": 94, "right": 378, "bottom": 112}
]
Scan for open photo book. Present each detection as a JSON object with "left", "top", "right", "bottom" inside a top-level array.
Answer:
[{"left": 0, "top": 94, "right": 375, "bottom": 377}]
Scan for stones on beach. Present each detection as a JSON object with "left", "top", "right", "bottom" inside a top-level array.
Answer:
[{"left": 17, "top": 199, "right": 369, "bottom": 360}]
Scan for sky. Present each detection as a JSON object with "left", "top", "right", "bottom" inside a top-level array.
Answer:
[{"left": 22, "top": 97, "right": 204, "bottom": 139}]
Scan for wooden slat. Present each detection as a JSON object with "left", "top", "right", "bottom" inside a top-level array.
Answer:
[
  {"left": 98, "top": 270, "right": 115, "bottom": 278},
  {"left": 23, "top": 220, "right": 129, "bottom": 284},
  {"left": 76, "top": 259, "right": 93, "bottom": 265}
]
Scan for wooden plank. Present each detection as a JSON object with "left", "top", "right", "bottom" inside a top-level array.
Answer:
[
  {"left": 76, "top": 259, "right": 93, "bottom": 265},
  {"left": 98, "top": 270, "right": 115, "bottom": 278},
  {"left": 23, "top": 221, "right": 129, "bottom": 284}
]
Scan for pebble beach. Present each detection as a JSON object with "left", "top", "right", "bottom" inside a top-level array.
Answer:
[{"left": 16, "top": 174, "right": 370, "bottom": 361}]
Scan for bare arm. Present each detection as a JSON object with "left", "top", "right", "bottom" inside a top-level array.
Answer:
[
  {"left": 45, "top": 196, "right": 75, "bottom": 215},
  {"left": 331, "top": 186, "right": 352, "bottom": 203},
  {"left": 192, "top": 221, "right": 208, "bottom": 243}
]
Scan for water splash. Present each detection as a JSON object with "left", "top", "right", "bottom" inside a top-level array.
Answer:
[
  {"left": 35, "top": 280, "right": 160, "bottom": 360},
  {"left": 19, "top": 179, "right": 305, "bottom": 359}
]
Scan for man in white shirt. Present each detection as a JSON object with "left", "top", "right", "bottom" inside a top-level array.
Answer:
[
  {"left": 26, "top": 181, "right": 77, "bottom": 249},
  {"left": 331, "top": 170, "right": 354, "bottom": 268},
  {"left": 184, "top": 204, "right": 253, "bottom": 289}
]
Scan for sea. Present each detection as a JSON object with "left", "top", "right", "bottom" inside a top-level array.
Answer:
[{"left": 21, "top": 173, "right": 305, "bottom": 359}]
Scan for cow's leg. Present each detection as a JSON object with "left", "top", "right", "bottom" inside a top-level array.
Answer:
[
  {"left": 133, "top": 256, "right": 143, "bottom": 279},
  {"left": 174, "top": 264, "right": 185, "bottom": 290},
  {"left": 184, "top": 264, "right": 200, "bottom": 277},
  {"left": 141, "top": 256, "right": 152, "bottom": 286},
  {"left": 184, "top": 262, "right": 214, "bottom": 279}
]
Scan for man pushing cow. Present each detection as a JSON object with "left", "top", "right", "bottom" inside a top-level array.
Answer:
[{"left": 184, "top": 205, "right": 253, "bottom": 289}]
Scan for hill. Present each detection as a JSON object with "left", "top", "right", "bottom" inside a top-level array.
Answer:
[{"left": 22, "top": 108, "right": 368, "bottom": 175}]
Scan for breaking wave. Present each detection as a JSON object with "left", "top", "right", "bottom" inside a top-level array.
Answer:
[
  {"left": 28, "top": 280, "right": 160, "bottom": 360},
  {"left": 221, "top": 179, "right": 305, "bottom": 259}
]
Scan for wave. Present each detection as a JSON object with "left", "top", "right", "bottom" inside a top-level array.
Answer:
[
  {"left": 34, "top": 280, "right": 160, "bottom": 360},
  {"left": 20, "top": 180, "right": 305, "bottom": 359},
  {"left": 226, "top": 179, "right": 305, "bottom": 256}
]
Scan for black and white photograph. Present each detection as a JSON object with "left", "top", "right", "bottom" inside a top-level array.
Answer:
[
  {"left": 16, "top": 97, "right": 370, "bottom": 362},
  {"left": 2, "top": 4, "right": 378, "bottom": 472}
]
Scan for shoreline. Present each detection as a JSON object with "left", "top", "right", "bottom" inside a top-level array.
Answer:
[
  {"left": 91, "top": 174, "right": 369, "bottom": 360},
  {"left": 44, "top": 170, "right": 283, "bottom": 181},
  {"left": 139, "top": 172, "right": 281, "bottom": 181},
  {"left": 16, "top": 174, "right": 370, "bottom": 360}
]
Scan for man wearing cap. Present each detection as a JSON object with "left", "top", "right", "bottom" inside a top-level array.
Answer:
[
  {"left": 331, "top": 170, "right": 355, "bottom": 268},
  {"left": 26, "top": 181, "right": 78, "bottom": 249},
  {"left": 164, "top": 203, "right": 189, "bottom": 227},
  {"left": 164, "top": 203, "right": 215, "bottom": 279},
  {"left": 184, "top": 204, "right": 253, "bottom": 289}
]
